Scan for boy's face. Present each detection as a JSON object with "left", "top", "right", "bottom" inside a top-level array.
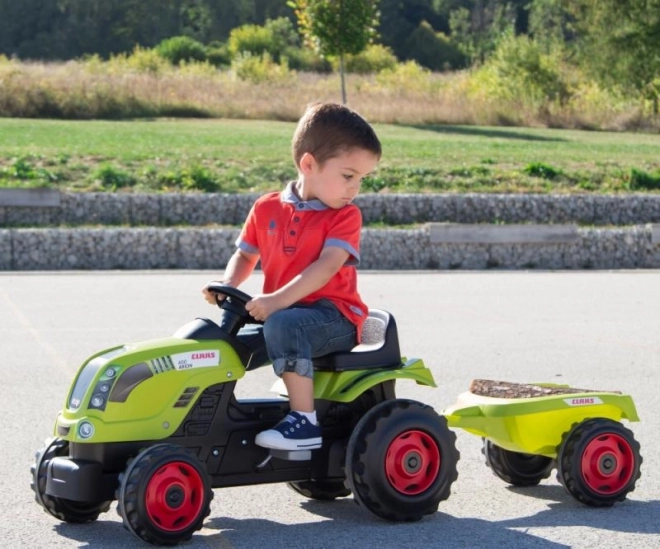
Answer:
[{"left": 299, "top": 148, "right": 379, "bottom": 209}]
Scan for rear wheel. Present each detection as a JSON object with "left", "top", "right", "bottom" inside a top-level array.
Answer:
[
  {"left": 116, "top": 444, "right": 213, "bottom": 545},
  {"left": 482, "top": 439, "right": 555, "bottom": 486},
  {"left": 346, "top": 399, "right": 459, "bottom": 522},
  {"left": 557, "top": 418, "right": 642, "bottom": 507},
  {"left": 30, "top": 437, "right": 111, "bottom": 523},
  {"left": 287, "top": 479, "right": 351, "bottom": 500}
]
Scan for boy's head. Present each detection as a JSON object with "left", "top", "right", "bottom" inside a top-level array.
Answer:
[{"left": 292, "top": 102, "right": 381, "bottom": 170}]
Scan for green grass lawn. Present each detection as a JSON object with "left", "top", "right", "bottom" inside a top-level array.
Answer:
[{"left": 2, "top": 117, "right": 660, "bottom": 193}]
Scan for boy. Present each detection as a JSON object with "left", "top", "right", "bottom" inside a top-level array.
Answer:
[{"left": 202, "top": 102, "right": 381, "bottom": 451}]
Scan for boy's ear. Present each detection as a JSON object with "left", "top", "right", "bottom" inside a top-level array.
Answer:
[{"left": 299, "top": 152, "right": 317, "bottom": 174}]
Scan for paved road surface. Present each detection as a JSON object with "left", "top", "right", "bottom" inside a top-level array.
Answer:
[{"left": 2, "top": 270, "right": 658, "bottom": 548}]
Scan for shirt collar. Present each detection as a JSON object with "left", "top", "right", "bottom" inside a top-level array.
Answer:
[{"left": 281, "top": 181, "right": 328, "bottom": 211}]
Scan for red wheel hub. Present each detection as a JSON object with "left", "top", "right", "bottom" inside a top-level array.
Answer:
[
  {"left": 580, "top": 432, "right": 635, "bottom": 495},
  {"left": 385, "top": 430, "right": 441, "bottom": 495},
  {"left": 145, "top": 461, "right": 205, "bottom": 532}
]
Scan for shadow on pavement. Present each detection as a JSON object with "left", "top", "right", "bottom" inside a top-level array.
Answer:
[{"left": 52, "top": 494, "right": 657, "bottom": 549}]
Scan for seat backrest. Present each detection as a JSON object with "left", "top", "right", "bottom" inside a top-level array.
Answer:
[{"left": 352, "top": 309, "right": 388, "bottom": 350}]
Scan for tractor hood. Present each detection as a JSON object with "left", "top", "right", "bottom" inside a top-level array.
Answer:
[{"left": 55, "top": 337, "right": 245, "bottom": 444}]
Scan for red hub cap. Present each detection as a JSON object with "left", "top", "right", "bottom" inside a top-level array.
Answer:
[
  {"left": 580, "top": 433, "right": 635, "bottom": 495},
  {"left": 385, "top": 430, "right": 441, "bottom": 495},
  {"left": 145, "top": 461, "right": 205, "bottom": 532}
]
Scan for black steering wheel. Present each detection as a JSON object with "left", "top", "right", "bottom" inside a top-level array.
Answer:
[{"left": 206, "top": 282, "right": 261, "bottom": 335}]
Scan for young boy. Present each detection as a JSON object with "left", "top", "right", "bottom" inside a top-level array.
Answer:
[{"left": 202, "top": 102, "right": 381, "bottom": 451}]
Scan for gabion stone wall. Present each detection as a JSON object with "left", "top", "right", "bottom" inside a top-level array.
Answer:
[
  {"left": 4, "top": 192, "right": 660, "bottom": 227},
  {"left": 2, "top": 225, "right": 660, "bottom": 271}
]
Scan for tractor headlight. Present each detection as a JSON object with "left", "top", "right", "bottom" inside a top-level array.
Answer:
[
  {"left": 78, "top": 421, "right": 95, "bottom": 440},
  {"left": 90, "top": 395, "right": 105, "bottom": 408}
]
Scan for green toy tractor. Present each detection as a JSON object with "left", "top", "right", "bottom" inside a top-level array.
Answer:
[{"left": 31, "top": 283, "right": 460, "bottom": 545}]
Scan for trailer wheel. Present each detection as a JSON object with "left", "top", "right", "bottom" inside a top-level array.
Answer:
[
  {"left": 557, "top": 418, "right": 642, "bottom": 507},
  {"left": 346, "top": 399, "right": 459, "bottom": 522},
  {"left": 482, "top": 439, "right": 555, "bottom": 486}
]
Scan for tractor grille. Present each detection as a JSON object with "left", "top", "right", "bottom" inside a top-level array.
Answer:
[
  {"left": 150, "top": 356, "right": 175, "bottom": 374},
  {"left": 174, "top": 387, "right": 199, "bottom": 408}
]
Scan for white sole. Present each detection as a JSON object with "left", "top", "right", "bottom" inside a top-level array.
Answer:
[{"left": 255, "top": 431, "right": 322, "bottom": 451}]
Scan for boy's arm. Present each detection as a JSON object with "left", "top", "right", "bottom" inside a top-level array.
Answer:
[
  {"left": 222, "top": 248, "right": 260, "bottom": 287},
  {"left": 202, "top": 249, "right": 259, "bottom": 304},
  {"left": 246, "top": 247, "right": 349, "bottom": 321}
]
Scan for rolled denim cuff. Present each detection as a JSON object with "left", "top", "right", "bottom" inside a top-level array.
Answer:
[{"left": 272, "top": 357, "right": 314, "bottom": 379}]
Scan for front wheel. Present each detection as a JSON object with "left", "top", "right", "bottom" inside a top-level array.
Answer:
[
  {"left": 116, "top": 444, "right": 213, "bottom": 545},
  {"left": 557, "top": 418, "right": 642, "bottom": 507},
  {"left": 482, "top": 439, "right": 555, "bottom": 487},
  {"left": 30, "top": 437, "right": 111, "bottom": 523},
  {"left": 345, "top": 399, "right": 459, "bottom": 522}
]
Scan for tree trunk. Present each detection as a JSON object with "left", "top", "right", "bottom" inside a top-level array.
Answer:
[{"left": 340, "top": 55, "right": 347, "bottom": 104}]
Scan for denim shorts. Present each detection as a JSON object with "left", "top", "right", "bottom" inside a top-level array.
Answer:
[{"left": 262, "top": 299, "right": 357, "bottom": 379}]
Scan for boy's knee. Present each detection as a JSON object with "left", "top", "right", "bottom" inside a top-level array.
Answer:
[{"left": 263, "top": 310, "right": 293, "bottom": 341}]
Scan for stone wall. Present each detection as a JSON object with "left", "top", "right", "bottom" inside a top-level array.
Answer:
[
  {"left": 2, "top": 225, "right": 659, "bottom": 271},
  {"left": 3, "top": 191, "right": 660, "bottom": 270},
  {"left": 4, "top": 191, "right": 660, "bottom": 227}
]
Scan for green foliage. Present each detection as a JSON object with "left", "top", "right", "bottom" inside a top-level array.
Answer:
[
  {"left": 231, "top": 52, "right": 292, "bottom": 84},
  {"left": 402, "top": 21, "right": 467, "bottom": 71},
  {"left": 228, "top": 23, "right": 274, "bottom": 58},
  {"left": 628, "top": 168, "right": 660, "bottom": 191},
  {"left": 93, "top": 164, "right": 136, "bottom": 190},
  {"left": 469, "top": 34, "right": 568, "bottom": 106},
  {"left": 374, "top": 61, "right": 432, "bottom": 92},
  {"left": 524, "top": 162, "right": 561, "bottom": 179},
  {"left": 228, "top": 17, "right": 300, "bottom": 65},
  {"left": 169, "top": 164, "right": 220, "bottom": 192},
  {"left": 341, "top": 44, "right": 398, "bottom": 74},
  {"left": 105, "top": 47, "right": 170, "bottom": 74},
  {"left": 565, "top": 0, "right": 660, "bottom": 113},
  {"left": 206, "top": 43, "right": 231, "bottom": 67},
  {"left": 289, "top": 0, "right": 379, "bottom": 57},
  {"left": 449, "top": 2, "right": 517, "bottom": 63},
  {"left": 284, "top": 46, "right": 332, "bottom": 72},
  {"left": 156, "top": 36, "right": 207, "bottom": 65}
]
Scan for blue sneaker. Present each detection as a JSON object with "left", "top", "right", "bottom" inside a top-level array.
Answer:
[{"left": 255, "top": 411, "right": 322, "bottom": 450}]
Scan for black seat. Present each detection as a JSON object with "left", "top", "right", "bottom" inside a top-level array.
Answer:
[
  {"left": 312, "top": 309, "right": 402, "bottom": 372},
  {"left": 175, "top": 310, "right": 402, "bottom": 372}
]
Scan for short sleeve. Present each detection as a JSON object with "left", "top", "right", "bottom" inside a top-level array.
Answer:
[
  {"left": 235, "top": 201, "right": 259, "bottom": 254},
  {"left": 323, "top": 205, "right": 363, "bottom": 265}
]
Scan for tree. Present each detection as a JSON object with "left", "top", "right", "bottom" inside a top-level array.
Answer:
[
  {"left": 289, "top": 0, "right": 380, "bottom": 103},
  {"left": 566, "top": 0, "right": 660, "bottom": 115}
]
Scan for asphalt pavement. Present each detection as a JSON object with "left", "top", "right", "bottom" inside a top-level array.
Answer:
[{"left": 2, "top": 270, "right": 658, "bottom": 548}]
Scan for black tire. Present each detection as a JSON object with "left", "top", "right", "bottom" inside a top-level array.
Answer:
[
  {"left": 345, "top": 399, "right": 459, "bottom": 522},
  {"left": 116, "top": 444, "right": 213, "bottom": 545},
  {"left": 482, "top": 439, "right": 555, "bottom": 487},
  {"left": 287, "top": 479, "right": 351, "bottom": 500},
  {"left": 30, "top": 437, "right": 111, "bottom": 523},
  {"left": 556, "top": 418, "right": 642, "bottom": 507}
]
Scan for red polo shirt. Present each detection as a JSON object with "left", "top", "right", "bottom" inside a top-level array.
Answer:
[{"left": 236, "top": 183, "right": 368, "bottom": 339}]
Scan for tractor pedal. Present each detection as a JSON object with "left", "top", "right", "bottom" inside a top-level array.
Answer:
[{"left": 271, "top": 449, "right": 312, "bottom": 461}]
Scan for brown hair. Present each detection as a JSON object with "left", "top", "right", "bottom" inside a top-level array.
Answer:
[{"left": 292, "top": 102, "right": 382, "bottom": 169}]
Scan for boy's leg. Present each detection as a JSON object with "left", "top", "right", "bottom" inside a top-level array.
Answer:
[
  {"left": 282, "top": 372, "right": 314, "bottom": 413},
  {"left": 255, "top": 300, "right": 356, "bottom": 451}
]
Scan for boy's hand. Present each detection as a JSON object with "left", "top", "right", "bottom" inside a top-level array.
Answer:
[
  {"left": 245, "top": 294, "right": 283, "bottom": 322},
  {"left": 201, "top": 281, "right": 227, "bottom": 305}
]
